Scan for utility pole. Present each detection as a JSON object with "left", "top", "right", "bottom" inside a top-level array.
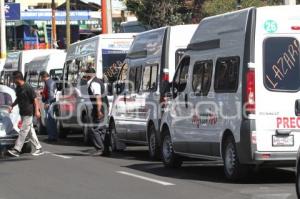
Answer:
[
  {"left": 106, "top": 0, "right": 113, "bottom": 33},
  {"left": 0, "top": 0, "right": 6, "bottom": 59},
  {"left": 101, "top": 0, "right": 108, "bottom": 34},
  {"left": 66, "top": 0, "right": 71, "bottom": 49},
  {"left": 284, "top": 0, "right": 296, "bottom": 4},
  {"left": 51, "top": 0, "right": 57, "bottom": 49}
]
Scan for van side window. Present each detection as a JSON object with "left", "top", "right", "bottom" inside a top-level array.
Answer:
[
  {"left": 175, "top": 49, "right": 187, "bottom": 68},
  {"left": 214, "top": 57, "right": 240, "bottom": 92},
  {"left": 142, "top": 65, "right": 158, "bottom": 92},
  {"left": 135, "top": 66, "right": 142, "bottom": 92},
  {"left": 173, "top": 57, "right": 190, "bottom": 98},
  {"left": 192, "top": 60, "right": 213, "bottom": 96},
  {"left": 128, "top": 66, "right": 142, "bottom": 93}
]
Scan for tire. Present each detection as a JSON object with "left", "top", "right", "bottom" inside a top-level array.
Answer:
[
  {"left": 109, "top": 121, "right": 117, "bottom": 152},
  {"left": 36, "top": 119, "right": 46, "bottom": 135},
  {"left": 109, "top": 121, "right": 125, "bottom": 152},
  {"left": 223, "top": 136, "right": 249, "bottom": 181},
  {"left": 82, "top": 115, "right": 91, "bottom": 145},
  {"left": 161, "top": 131, "right": 182, "bottom": 168},
  {"left": 22, "top": 142, "right": 32, "bottom": 153},
  {"left": 100, "top": 130, "right": 110, "bottom": 157},
  {"left": 56, "top": 119, "right": 67, "bottom": 139},
  {"left": 296, "top": 162, "right": 300, "bottom": 198},
  {"left": 148, "top": 124, "right": 160, "bottom": 160}
]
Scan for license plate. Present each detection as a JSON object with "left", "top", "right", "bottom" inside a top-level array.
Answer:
[{"left": 272, "top": 135, "right": 294, "bottom": 147}]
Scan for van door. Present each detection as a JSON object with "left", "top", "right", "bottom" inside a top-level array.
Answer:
[
  {"left": 139, "top": 64, "right": 159, "bottom": 142},
  {"left": 256, "top": 37, "right": 300, "bottom": 152},
  {"left": 125, "top": 66, "right": 143, "bottom": 142},
  {"left": 188, "top": 60, "right": 214, "bottom": 156},
  {"left": 59, "top": 60, "right": 80, "bottom": 125},
  {"left": 171, "top": 56, "right": 191, "bottom": 153},
  {"left": 113, "top": 63, "right": 129, "bottom": 140}
]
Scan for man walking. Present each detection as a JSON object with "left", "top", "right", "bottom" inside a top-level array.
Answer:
[
  {"left": 8, "top": 71, "right": 44, "bottom": 157},
  {"left": 85, "top": 68, "right": 110, "bottom": 156},
  {"left": 40, "top": 71, "right": 58, "bottom": 142}
]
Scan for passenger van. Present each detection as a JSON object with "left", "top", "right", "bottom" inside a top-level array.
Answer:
[
  {"left": 160, "top": 6, "right": 300, "bottom": 180},
  {"left": 109, "top": 25, "right": 197, "bottom": 159},
  {"left": 0, "top": 49, "right": 65, "bottom": 88},
  {"left": 24, "top": 50, "right": 66, "bottom": 133},
  {"left": 57, "top": 33, "right": 135, "bottom": 142}
]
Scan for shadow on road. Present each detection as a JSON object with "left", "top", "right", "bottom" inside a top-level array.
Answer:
[{"left": 111, "top": 148, "right": 295, "bottom": 184}]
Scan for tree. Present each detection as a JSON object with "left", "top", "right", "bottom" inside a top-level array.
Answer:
[
  {"left": 203, "top": 0, "right": 267, "bottom": 16},
  {"left": 125, "top": 0, "right": 194, "bottom": 28}
]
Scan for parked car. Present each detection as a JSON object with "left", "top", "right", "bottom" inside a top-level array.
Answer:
[
  {"left": 109, "top": 24, "right": 197, "bottom": 159},
  {"left": 0, "top": 85, "right": 31, "bottom": 153},
  {"left": 160, "top": 5, "right": 300, "bottom": 180},
  {"left": 24, "top": 50, "right": 66, "bottom": 134}
]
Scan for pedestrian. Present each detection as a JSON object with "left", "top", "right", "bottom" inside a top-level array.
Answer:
[
  {"left": 7, "top": 71, "right": 44, "bottom": 157},
  {"left": 84, "top": 68, "right": 110, "bottom": 156},
  {"left": 40, "top": 71, "right": 58, "bottom": 142}
]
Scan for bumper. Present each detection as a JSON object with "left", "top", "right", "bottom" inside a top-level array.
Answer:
[
  {"left": 254, "top": 151, "right": 297, "bottom": 161},
  {"left": 0, "top": 137, "right": 17, "bottom": 147}
]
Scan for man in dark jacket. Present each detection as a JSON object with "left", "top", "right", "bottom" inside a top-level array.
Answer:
[
  {"left": 40, "top": 71, "right": 58, "bottom": 142},
  {"left": 85, "top": 68, "right": 110, "bottom": 156}
]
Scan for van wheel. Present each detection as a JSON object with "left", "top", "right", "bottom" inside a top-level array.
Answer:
[
  {"left": 22, "top": 143, "right": 32, "bottom": 153},
  {"left": 109, "top": 121, "right": 117, "bottom": 152},
  {"left": 36, "top": 119, "right": 46, "bottom": 135},
  {"left": 56, "top": 119, "right": 67, "bottom": 139},
  {"left": 223, "top": 136, "right": 249, "bottom": 181},
  {"left": 161, "top": 131, "right": 182, "bottom": 168},
  {"left": 148, "top": 124, "right": 160, "bottom": 160},
  {"left": 82, "top": 115, "right": 91, "bottom": 145}
]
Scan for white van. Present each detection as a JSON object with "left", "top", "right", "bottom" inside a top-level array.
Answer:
[
  {"left": 57, "top": 33, "right": 135, "bottom": 142},
  {"left": 1, "top": 49, "right": 65, "bottom": 88},
  {"left": 24, "top": 50, "right": 66, "bottom": 133},
  {"left": 160, "top": 6, "right": 300, "bottom": 180},
  {"left": 109, "top": 25, "right": 197, "bottom": 159}
]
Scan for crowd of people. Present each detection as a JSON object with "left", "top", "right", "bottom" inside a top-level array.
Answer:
[{"left": 7, "top": 69, "right": 109, "bottom": 157}]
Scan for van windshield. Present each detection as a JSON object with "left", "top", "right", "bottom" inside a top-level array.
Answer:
[{"left": 264, "top": 37, "right": 300, "bottom": 91}]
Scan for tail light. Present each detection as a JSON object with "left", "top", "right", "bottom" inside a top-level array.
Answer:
[
  {"left": 162, "top": 69, "right": 169, "bottom": 82},
  {"left": 18, "top": 120, "right": 22, "bottom": 129},
  {"left": 246, "top": 69, "right": 255, "bottom": 114}
]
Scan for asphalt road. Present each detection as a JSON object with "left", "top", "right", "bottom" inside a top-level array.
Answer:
[{"left": 0, "top": 135, "right": 297, "bottom": 199}]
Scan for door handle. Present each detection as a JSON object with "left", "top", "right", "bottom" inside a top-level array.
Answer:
[
  {"left": 295, "top": 99, "right": 300, "bottom": 116},
  {"left": 185, "top": 93, "right": 188, "bottom": 108}
]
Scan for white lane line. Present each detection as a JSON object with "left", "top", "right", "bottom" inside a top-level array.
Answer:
[
  {"left": 116, "top": 171, "right": 175, "bottom": 186},
  {"left": 44, "top": 151, "right": 72, "bottom": 159}
]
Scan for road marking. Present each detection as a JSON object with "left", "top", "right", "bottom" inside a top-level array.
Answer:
[
  {"left": 116, "top": 171, "right": 175, "bottom": 186},
  {"left": 44, "top": 151, "right": 72, "bottom": 159}
]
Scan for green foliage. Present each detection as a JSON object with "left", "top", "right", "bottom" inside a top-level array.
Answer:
[
  {"left": 203, "top": 0, "right": 267, "bottom": 16},
  {"left": 125, "top": 0, "right": 300, "bottom": 28},
  {"left": 125, "top": 0, "right": 192, "bottom": 28}
]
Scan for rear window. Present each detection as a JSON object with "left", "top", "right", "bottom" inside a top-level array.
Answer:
[
  {"left": 0, "top": 92, "right": 12, "bottom": 106},
  {"left": 264, "top": 37, "right": 300, "bottom": 91}
]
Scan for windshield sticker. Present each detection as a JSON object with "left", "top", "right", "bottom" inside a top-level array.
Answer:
[{"left": 264, "top": 20, "right": 278, "bottom": 33}]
